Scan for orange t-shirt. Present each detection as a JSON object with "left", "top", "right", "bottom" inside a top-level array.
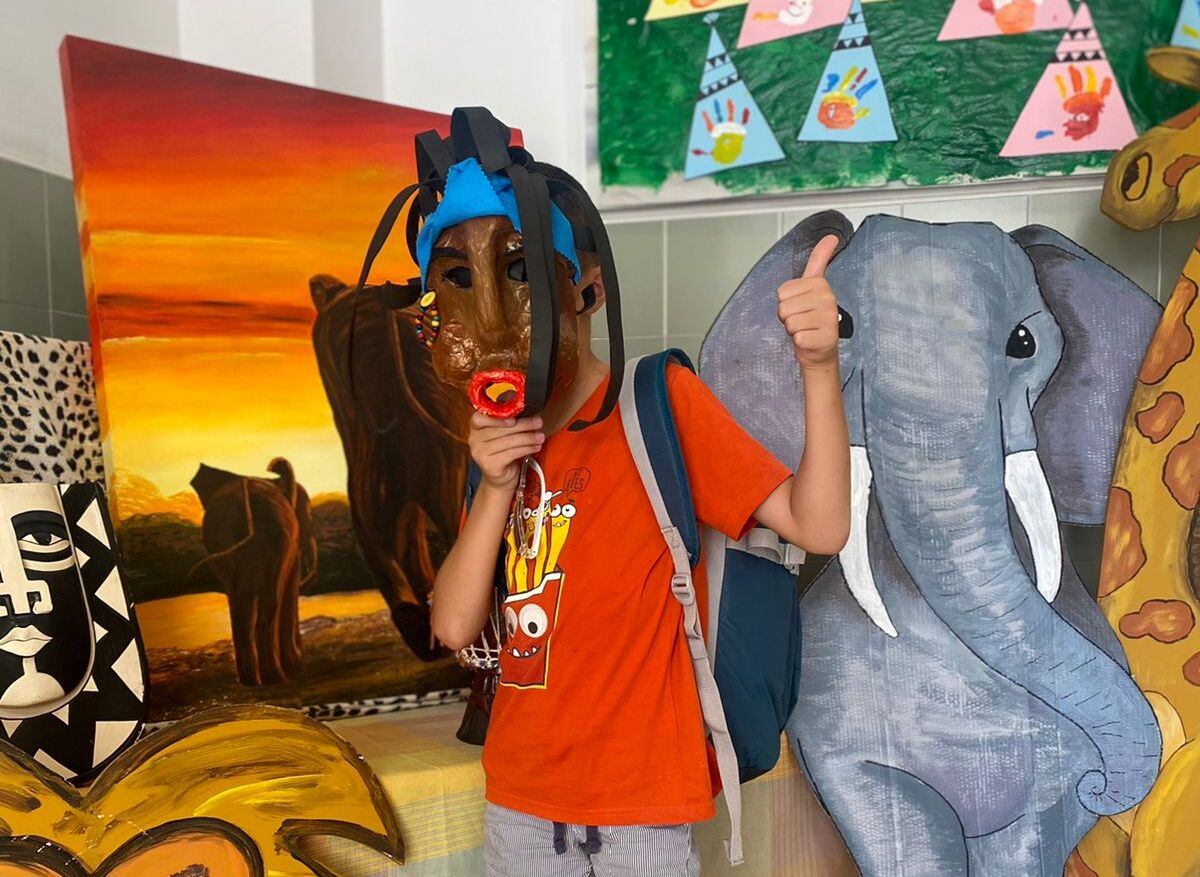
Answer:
[{"left": 482, "top": 365, "right": 792, "bottom": 826}]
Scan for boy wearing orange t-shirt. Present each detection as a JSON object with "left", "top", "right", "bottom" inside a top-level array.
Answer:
[{"left": 416, "top": 113, "right": 850, "bottom": 877}]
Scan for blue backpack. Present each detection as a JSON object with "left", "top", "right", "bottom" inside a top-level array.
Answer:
[{"left": 618, "top": 349, "right": 805, "bottom": 866}]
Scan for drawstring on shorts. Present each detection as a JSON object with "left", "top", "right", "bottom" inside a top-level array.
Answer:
[{"left": 551, "top": 821, "right": 602, "bottom": 856}]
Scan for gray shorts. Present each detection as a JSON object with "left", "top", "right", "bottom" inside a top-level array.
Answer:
[{"left": 484, "top": 802, "right": 701, "bottom": 877}]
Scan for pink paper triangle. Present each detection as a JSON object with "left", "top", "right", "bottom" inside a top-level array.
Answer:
[
  {"left": 737, "top": 0, "right": 853, "bottom": 49},
  {"left": 937, "top": 0, "right": 1074, "bottom": 42},
  {"left": 1000, "top": 3, "right": 1137, "bottom": 157}
]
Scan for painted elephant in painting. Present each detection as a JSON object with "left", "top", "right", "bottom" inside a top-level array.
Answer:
[
  {"left": 701, "top": 212, "right": 1164, "bottom": 876},
  {"left": 310, "top": 276, "right": 471, "bottom": 661},
  {"left": 188, "top": 458, "right": 314, "bottom": 686}
]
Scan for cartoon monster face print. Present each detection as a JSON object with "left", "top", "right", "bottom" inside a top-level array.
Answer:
[
  {"left": 500, "top": 574, "right": 565, "bottom": 689},
  {"left": 500, "top": 460, "right": 580, "bottom": 689},
  {"left": 0, "top": 484, "right": 93, "bottom": 719}
]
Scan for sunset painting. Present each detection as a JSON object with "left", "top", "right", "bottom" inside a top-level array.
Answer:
[{"left": 60, "top": 37, "right": 471, "bottom": 720}]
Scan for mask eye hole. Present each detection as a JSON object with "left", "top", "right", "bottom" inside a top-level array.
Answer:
[
  {"left": 443, "top": 266, "right": 472, "bottom": 289},
  {"left": 506, "top": 258, "right": 528, "bottom": 283},
  {"left": 1006, "top": 323, "right": 1036, "bottom": 359},
  {"left": 837, "top": 307, "right": 854, "bottom": 339},
  {"left": 1121, "top": 153, "right": 1152, "bottom": 202}
]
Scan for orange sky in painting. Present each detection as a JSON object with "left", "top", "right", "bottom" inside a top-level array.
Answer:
[{"left": 60, "top": 38, "right": 451, "bottom": 511}]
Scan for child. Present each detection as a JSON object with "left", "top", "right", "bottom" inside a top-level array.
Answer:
[{"left": 415, "top": 112, "right": 850, "bottom": 877}]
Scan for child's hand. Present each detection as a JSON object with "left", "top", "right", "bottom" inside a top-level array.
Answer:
[
  {"left": 469, "top": 411, "right": 545, "bottom": 491},
  {"left": 778, "top": 234, "right": 841, "bottom": 371}
]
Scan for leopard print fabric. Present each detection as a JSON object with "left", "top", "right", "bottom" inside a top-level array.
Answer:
[{"left": 0, "top": 331, "right": 104, "bottom": 483}]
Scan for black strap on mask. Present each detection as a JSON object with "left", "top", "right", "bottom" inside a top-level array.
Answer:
[{"left": 353, "top": 106, "right": 624, "bottom": 427}]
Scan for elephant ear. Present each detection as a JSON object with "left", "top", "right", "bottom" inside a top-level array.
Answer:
[
  {"left": 1010, "top": 225, "right": 1162, "bottom": 524},
  {"left": 699, "top": 210, "right": 853, "bottom": 470}
]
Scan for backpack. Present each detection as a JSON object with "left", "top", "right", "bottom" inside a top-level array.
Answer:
[{"left": 618, "top": 349, "right": 805, "bottom": 867}]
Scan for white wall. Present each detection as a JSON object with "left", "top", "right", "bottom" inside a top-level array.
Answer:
[
  {"left": 0, "top": 0, "right": 594, "bottom": 181},
  {"left": 177, "top": 0, "right": 315, "bottom": 87},
  {"left": 0, "top": 0, "right": 181, "bottom": 177},
  {"left": 381, "top": 1, "right": 591, "bottom": 178}
]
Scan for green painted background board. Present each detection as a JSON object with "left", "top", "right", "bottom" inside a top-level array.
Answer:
[{"left": 598, "top": 0, "right": 1196, "bottom": 194}]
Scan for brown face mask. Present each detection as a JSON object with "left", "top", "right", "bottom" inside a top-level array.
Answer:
[{"left": 422, "top": 215, "right": 584, "bottom": 419}]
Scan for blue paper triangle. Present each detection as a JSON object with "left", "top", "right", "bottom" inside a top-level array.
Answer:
[
  {"left": 1172, "top": 0, "right": 1200, "bottom": 49},
  {"left": 797, "top": 0, "right": 897, "bottom": 143},
  {"left": 685, "top": 25, "right": 785, "bottom": 179}
]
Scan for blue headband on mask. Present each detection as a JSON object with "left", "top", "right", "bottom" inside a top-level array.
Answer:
[{"left": 415, "top": 158, "right": 581, "bottom": 287}]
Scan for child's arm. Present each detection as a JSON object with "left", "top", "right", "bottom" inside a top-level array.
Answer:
[
  {"left": 752, "top": 235, "right": 852, "bottom": 555},
  {"left": 431, "top": 412, "right": 544, "bottom": 651}
]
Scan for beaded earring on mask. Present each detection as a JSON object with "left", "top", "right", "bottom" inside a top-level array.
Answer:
[{"left": 413, "top": 290, "right": 441, "bottom": 348}]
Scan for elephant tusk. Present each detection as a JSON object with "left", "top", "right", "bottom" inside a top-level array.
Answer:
[
  {"left": 839, "top": 446, "right": 898, "bottom": 638},
  {"left": 1004, "top": 449, "right": 1062, "bottom": 603}
]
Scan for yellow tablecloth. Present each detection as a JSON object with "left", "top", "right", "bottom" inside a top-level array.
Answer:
[{"left": 319, "top": 703, "right": 858, "bottom": 876}]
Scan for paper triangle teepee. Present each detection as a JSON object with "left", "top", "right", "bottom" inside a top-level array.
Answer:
[
  {"left": 1171, "top": 0, "right": 1200, "bottom": 49},
  {"left": 797, "top": 0, "right": 897, "bottom": 143},
  {"left": 937, "top": 0, "right": 1073, "bottom": 42},
  {"left": 737, "top": 0, "right": 853, "bottom": 49},
  {"left": 646, "top": 0, "right": 748, "bottom": 22},
  {"left": 685, "top": 15, "right": 786, "bottom": 179},
  {"left": 1000, "top": 3, "right": 1137, "bottom": 157}
]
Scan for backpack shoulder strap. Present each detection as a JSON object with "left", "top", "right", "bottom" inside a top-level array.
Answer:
[{"left": 618, "top": 350, "right": 745, "bottom": 867}]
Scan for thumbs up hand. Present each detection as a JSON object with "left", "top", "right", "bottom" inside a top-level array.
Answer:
[{"left": 777, "top": 234, "right": 841, "bottom": 371}]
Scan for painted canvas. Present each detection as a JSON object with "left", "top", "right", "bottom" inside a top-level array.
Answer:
[
  {"left": 700, "top": 212, "right": 1162, "bottom": 876},
  {"left": 0, "top": 704, "right": 403, "bottom": 875},
  {"left": 1075, "top": 240, "right": 1200, "bottom": 877},
  {"left": 59, "top": 37, "right": 471, "bottom": 722},
  {"left": 797, "top": 0, "right": 896, "bottom": 144},
  {"left": 1002, "top": 3, "right": 1138, "bottom": 157},
  {"left": 736, "top": 0, "right": 852, "bottom": 49},
  {"left": 937, "top": 0, "right": 1074, "bottom": 42},
  {"left": 686, "top": 15, "right": 786, "bottom": 178},
  {"left": 646, "top": 0, "right": 748, "bottom": 21}
]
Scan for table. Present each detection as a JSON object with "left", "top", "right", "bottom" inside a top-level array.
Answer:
[{"left": 314, "top": 703, "right": 859, "bottom": 876}]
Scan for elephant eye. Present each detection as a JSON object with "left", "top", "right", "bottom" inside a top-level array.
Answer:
[
  {"left": 1006, "top": 323, "right": 1036, "bottom": 359},
  {"left": 442, "top": 266, "right": 472, "bottom": 289},
  {"left": 837, "top": 307, "right": 854, "bottom": 339}
]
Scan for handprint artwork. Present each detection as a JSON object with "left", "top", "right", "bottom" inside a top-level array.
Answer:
[
  {"left": 692, "top": 98, "right": 752, "bottom": 164},
  {"left": 817, "top": 67, "right": 878, "bottom": 130},
  {"left": 1002, "top": 3, "right": 1136, "bottom": 157},
  {"left": 1059, "top": 64, "right": 1113, "bottom": 141}
]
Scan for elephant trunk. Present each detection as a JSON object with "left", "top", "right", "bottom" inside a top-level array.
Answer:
[{"left": 865, "top": 403, "right": 1160, "bottom": 816}]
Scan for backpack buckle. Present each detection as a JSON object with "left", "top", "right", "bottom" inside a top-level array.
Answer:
[{"left": 671, "top": 573, "right": 695, "bottom": 605}]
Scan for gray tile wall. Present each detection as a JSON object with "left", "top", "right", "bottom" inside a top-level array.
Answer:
[{"left": 0, "top": 156, "right": 88, "bottom": 340}]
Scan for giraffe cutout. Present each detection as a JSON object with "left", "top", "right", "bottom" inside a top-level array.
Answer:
[{"left": 1072, "top": 239, "right": 1200, "bottom": 876}]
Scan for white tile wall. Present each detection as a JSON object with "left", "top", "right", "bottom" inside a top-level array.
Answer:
[{"left": 603, "top": 181, "right": 1197, "bottom": 345}]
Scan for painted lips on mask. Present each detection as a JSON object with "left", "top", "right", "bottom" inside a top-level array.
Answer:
[{"left": 470, "top": 370, "right": 527, "bottom": 419}]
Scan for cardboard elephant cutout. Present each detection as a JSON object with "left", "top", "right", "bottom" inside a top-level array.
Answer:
[
  {"left": 701, "top": 212, "right": 1163, "bottom": 876},
  {"left": 189, "top": 459, "right": 316, "bottom": 686}
]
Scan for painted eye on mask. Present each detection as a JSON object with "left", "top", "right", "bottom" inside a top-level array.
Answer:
[
  {"left": 19, "top": 531, "right": 69, "bottom": 552},
  {"left": 519, "top": 604, "right": 549, "bottom": 639},
  {"left": 442, "top": 266, "right": 472, "bottom": 289},
  {"left": 506, "top": 258, "right": 528, "bottom": 283},
  {"left": 837, "top": 307, "right": 854, "bottom": 339},
  {"left": 1006, "top": 323, "right": 1036, "bottom": 359}
]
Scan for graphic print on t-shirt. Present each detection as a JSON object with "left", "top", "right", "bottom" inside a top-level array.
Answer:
[{"left": 499, "top": 461, "right": 586, "bottom": 689}]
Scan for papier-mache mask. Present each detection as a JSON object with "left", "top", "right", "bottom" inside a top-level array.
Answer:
[{"left": 355, "top": 107, "right": 624, "bottom": 429}]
